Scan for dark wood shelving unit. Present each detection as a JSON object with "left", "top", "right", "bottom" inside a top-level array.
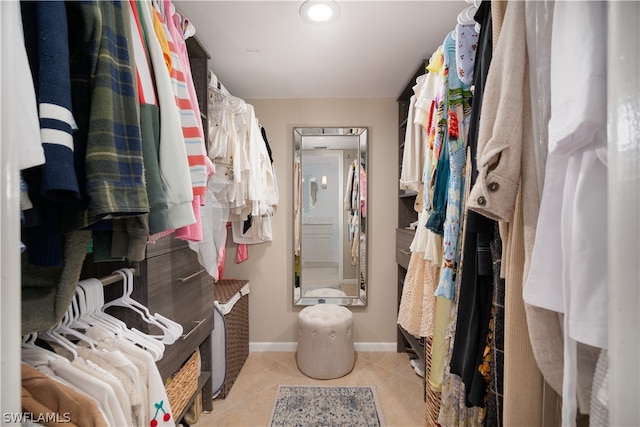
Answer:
[{"left": 396, "top": 61, "right": 429, "bottom": 400}]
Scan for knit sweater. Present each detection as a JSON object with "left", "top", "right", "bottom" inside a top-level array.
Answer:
[
  {"left": 21, "top": 1, "right": 79, "bottom": 202},
  {"left": 20, "top": 1, "right": 79, "bottom": 267}
]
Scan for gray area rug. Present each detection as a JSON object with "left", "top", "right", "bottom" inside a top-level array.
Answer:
[{"left": 269, "top": 385, "right": 387, "bottom": 427}]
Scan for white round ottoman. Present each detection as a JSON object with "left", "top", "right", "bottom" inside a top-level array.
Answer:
[{"left": 296, "top": 304, "right": 355, "bottom": 379}]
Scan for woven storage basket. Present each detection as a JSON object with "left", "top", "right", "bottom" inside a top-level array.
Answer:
[
  {"left": 166, "top": 349, "right": 201, "bottom": 417},
  {"left": 424, "top": 335, "right": 442, "bottom": 427},
  {"left": 215, "top": 279, "right": 250, "bottom": 398}
]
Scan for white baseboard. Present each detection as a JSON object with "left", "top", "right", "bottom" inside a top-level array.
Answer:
[
  {"left": 250, "top": 342, "right": 297, "bottom": 352},
  {"left": 354, "top": 342, "right": 397, "bottom": 352},
  {"left": 249, "top": 342, "right": 397, "bottom": 352}
]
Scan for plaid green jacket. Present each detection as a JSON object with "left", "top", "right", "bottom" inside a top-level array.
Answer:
[{"left": 67, "top": 0, "right": 149, "bottom": 230}]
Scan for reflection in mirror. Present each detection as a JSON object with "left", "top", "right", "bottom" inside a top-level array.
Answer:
[
  {"left": 293, "top": 127, "right": 368, "bottom": 306},
  {"left": 309, "top": 179, "right": 318, "bottom": 209}
]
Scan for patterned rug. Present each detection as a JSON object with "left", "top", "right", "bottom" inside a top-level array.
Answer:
[{"left": 269, "top": 385, "right": 387, "bottom": 427}]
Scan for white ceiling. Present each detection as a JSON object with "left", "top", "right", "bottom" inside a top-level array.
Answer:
[{"left": 173, "top": 1, "right": 468, "bottom": 99}]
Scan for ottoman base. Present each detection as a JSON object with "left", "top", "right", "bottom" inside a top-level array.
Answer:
[{"left": 296, "top": 304, "right": 355, "bottom": 380}]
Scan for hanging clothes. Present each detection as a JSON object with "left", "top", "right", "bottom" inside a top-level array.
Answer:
[
  {"left": 86, "top": 325, "right": 175, "bottom": 427},
  {"left": 65, "top": 1, "right": 150, "bottom": 228},
  {"left": 230, "top": 105, "right": 278, "bottom": 244},
  {"left": 294, "top": 156, "right": 302, "bottom": 257},
  {"left": 137, "top": 0, "right": 195, "bottom": 232},
  {"left": 437, "top": 153, "right": 484, "bottom": 427},
  {"left": 445, "top": 1, "right": 497, "bottom": 410},
  {"left": 188, "top": 161, "right": 230, "bottom": 281},
  {"left": 344, "top": 159, "right": 361, "bottom": 260},
  {"left": 126, "top": 0, "right": 169, "bottom": 237},
  {"left": 466, "top": 1, "right": 546, "bottom": 425},
  {"left": 523, "top": 2, "right": 608, "bottom": 425},
  {"left": 19, "top": 1, "right": 80, "bottom": 268},
  {"left": 455, "top": 22, "right": 479, "bottom": 86},
  {"left": 434, "top": 31, "right": 473, "bottom": 301},
  {"left": 21, "top": 271, "right": 178, "bottom": 427},
  {"left": 400, "top": 77, "right": 428, "bottom": 193},
  {"left": 397, "top": 48, "right": 443, "bottom": 341},
  {"left": 153, "top": 0, "right": 207, "bottom": 243},
  {"left": 22, "top": 348, "right": 129, "bottom": 427},
  {"left": 21, "top": 363, "right": 108, "bottom": 427},
  {"left": 3, "top": 0, "right": 44, "bottom": 172}
]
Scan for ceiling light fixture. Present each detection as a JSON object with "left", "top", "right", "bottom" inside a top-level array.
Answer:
[{"left": 300, "top": 1, "right": 340, "bottom": 24}]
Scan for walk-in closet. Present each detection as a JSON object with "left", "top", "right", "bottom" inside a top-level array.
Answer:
[{"left": 1, "top": 1, "right": 638, "bottom": 426}]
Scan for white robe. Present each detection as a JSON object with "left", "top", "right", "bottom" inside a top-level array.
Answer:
[{"left": 523, "top": 2, "right": 607, "bottom": 425}]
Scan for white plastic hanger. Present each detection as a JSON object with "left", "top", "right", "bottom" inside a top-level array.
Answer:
[
  {"left": 37, "top": 328, "right": 78, "bottom": 361},
  {"left": 101, "top": 269, "right": 180, "bottom": 344},
  {"left": 92, "top": 276, "right": 165, "bottom": 360},
  {"left": 21, "top": 332, "right": 67, "bottom": 366},
  {"left": 79, "top": 278, "right": 165, "bottom": 361},
  {"left": 457, "top": 5, "right": 477, "bottom": 26},
  {"left": 119, "top": 268, "right": 182, "bottom": 340},
  {"left": 54, "top": 303, "right": 99, "bottom": 350},
  {"left": 69, "top": 285, "right": 93, "bottom": 330},
  {"left": 77, "top": 279, "right": 124, "bottom": 333}
]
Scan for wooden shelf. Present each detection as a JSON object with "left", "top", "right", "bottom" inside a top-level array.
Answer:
[
  {"left": 185, "top": 36, "right": 210, "bottom": 60},
  {"left": 175, "top": 371, "right": 212, "bottom": 423},
  {"left": 398, "top": 325, "right": 425, "bottom": 365},
  {"left": 399, "top": 190, "right": 418, "bottom": 198}
]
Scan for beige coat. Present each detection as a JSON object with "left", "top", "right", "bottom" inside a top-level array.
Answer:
[{"left": 467, "top": 1, "right": 552, "bottom": 425}]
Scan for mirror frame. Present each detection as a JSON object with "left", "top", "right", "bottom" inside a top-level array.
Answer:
[{"left": 293, "top": 127, "right": 368, "bottom": 306}]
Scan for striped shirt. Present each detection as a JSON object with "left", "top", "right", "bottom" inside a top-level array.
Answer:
[{"left": 153, "top": 3, "right": 207, "bottom": 199}]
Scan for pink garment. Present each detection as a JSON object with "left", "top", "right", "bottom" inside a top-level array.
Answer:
[
  {"left": 359, "top": 167, "right": 367, "bottom": 217},
  {"left": 217, "top": 223, "right": 230, "bottom": 280},
  {"left": 165, "top": 2, "right": 212, "bottom": 244},
  {"left": 148, "top": 229, "right": 174, "bottom": 245},
  {"left": 176, "top": 151, "right": 215, "bottom": 242},
  {"left": 164, "top": 0, "right": 206, "bottom": 152},
  {"left": 236, "top": 243, "right": 248, "bottom": 263},
  {"left": 174, "top": 196, "right": 204, "bottom": 241}
]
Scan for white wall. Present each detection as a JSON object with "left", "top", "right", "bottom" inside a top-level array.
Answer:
[
  {"left": 221, "top": 98, "right": 398, "bottom": 345},
  {"left": 608, "top": 2, "right": 640, "bottom": 423}
]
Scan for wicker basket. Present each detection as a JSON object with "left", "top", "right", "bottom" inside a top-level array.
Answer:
[
  {"left": 425, "top": 335, "right": 442, "bottom": 427},
  {"left": 215, "top": 279, "right": 250, "bottom": 398},
  {"left": 166, "top": 349, "right": 201, "bottom": 417}
]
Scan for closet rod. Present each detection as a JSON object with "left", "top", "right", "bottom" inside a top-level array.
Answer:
[{"left": 98, "top": 269, "right": 135, "bottom": 287}]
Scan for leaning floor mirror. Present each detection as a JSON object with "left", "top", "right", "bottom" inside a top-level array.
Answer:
[{"left": 293, "top": 127, "right": 368, "bottom": 306}]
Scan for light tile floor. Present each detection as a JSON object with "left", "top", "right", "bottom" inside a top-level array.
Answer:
[{"left": 191, "top": 351, "right": 426, "bottom": 427}]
